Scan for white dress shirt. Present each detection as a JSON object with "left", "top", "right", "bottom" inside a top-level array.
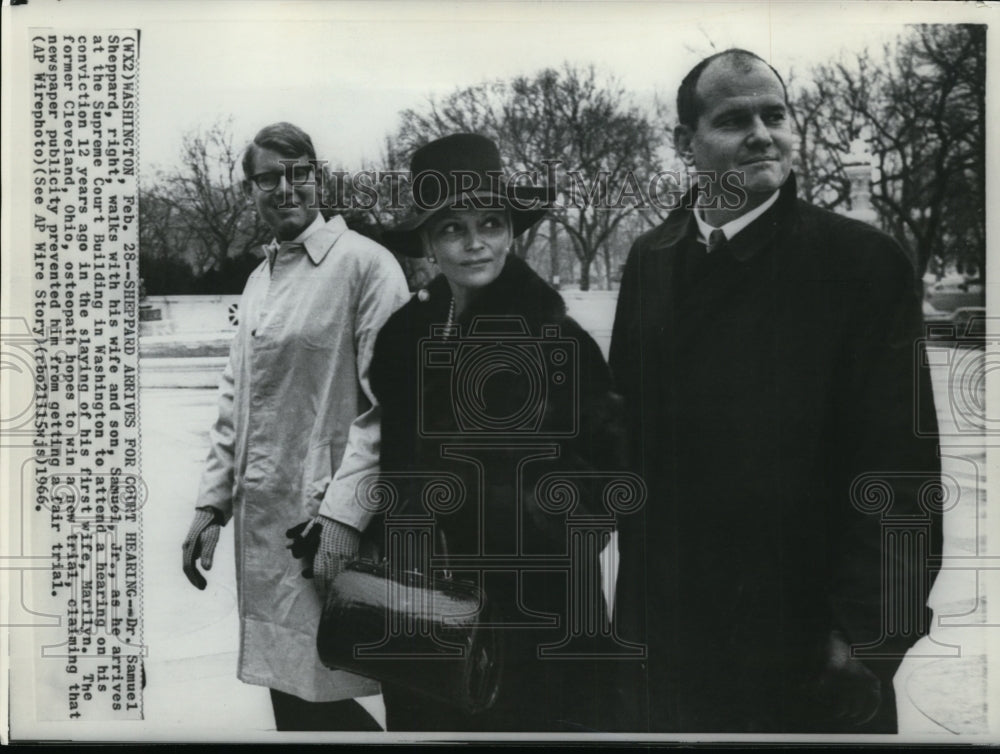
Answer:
[{"left": 694, "top": 189, "right": 781, "bottom": 250}]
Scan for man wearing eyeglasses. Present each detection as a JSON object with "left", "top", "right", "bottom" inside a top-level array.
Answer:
[{"left": 181, "top": 122, "right": 409, "bottom": 731}]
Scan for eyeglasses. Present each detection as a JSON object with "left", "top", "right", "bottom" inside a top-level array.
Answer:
[{"left": 248, "top": 164, "right": 316, "bottom": 192}]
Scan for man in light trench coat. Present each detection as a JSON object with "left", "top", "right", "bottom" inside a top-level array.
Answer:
[{"left": 181, "top": 122, "right": 409, "bottom": 731}]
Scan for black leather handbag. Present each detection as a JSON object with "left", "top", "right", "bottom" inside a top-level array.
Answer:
[{"left": 316, "top": 538, "right": 503, "bottom": 715}]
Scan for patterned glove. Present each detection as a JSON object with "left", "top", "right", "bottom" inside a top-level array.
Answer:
[
  {"left": 312, "top": 516, "right": 361, "bottom": 600},
  {"left": 181, "top": 506, "right": 224, "bottom": 590}
]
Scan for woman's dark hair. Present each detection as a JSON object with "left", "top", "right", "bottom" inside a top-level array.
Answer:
[
  {"left": 241, "top": 121, "right": 317, "bottom": 178},
  {"left": 676, "top": 49, "right": 788, "bottom": 129}
]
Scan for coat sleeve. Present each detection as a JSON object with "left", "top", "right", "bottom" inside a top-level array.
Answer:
[
  {"left": 608, "top": 238, "right": 646, "bottom": 475},
  {"left": 828, "top": 234, "right": 942, "bottom": 671},
  {"left": 566, "top": 318, "right": 630, "bottom": 510},
  {"left": 194, "top": 320, "right": 238, "bottom": 523},
  {"left": 318, "top": 248, "right": 410, "bottom": 530}
]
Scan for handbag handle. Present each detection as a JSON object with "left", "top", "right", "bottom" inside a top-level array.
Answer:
[{"left": 363, "top": 507, "right": 453, "bottom": 581}]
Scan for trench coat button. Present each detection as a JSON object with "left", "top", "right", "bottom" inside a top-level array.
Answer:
[
  {"left": 251, "top": 329, "right": 257, "bottom": 336},
  {"left": 417, "top": 289, "right": 430, "bottom": 302}
]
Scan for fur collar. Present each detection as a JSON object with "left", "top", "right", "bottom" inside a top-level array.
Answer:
[{"left": 423, "top": 254, "right": 567, "bottom": 325}]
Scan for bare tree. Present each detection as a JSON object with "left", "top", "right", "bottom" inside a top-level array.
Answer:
[
  {"left": 386, "top": 64, "right": 663, "bottom": 290},
  {"left": 394, "top": 81, "right": 508, "bottom": 156},
  {"left": 163, "top": 119, "right": 270, "bottom": 272},
  {"left": 138, "top": 181, "right": 202, "bottom": 294},
  {"left": 788, "top": 24, "right": 986, "bottom": 277},
  {"left": 501, "top": 65, "right": 661, "bottom": 289},
  {"left": 139, "top": 119, "right": 274, "bottom": 292},
  {"left": 138, "top": 180, "right": 194, "bottom": 263},
  {"left": 140, "top": 120, "right": 268, "bottom": 273}
]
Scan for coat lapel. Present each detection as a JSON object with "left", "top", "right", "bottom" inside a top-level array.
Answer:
[
  {"left": 635, "top": 215, "right": 685, "bottom": 400},
  {"left": 668, "top": 179, "right": 796, "bottom": 353}
]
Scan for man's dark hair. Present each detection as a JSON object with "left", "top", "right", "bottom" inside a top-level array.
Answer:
[
  {"left": 241, "top": 121, "right": 318, "bottom": 179},
  {"left": 676, "top": 49, "right": 788, "bottom": 129}
]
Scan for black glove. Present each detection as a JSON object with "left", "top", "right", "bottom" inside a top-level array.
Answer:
[
  {"left": 182, "top": 506, "right": 224, "bottom": 590},
  {"left": 285, "top": 516, "right": 361, "bottom": 595},
  {"left": 807, "top": 630, "right": 882, "bottom": 726},
  {"left": 285, "top": 519, "right": 323, "bottom": 578}
]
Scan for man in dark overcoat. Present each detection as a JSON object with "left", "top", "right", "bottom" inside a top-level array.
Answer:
[{"left": 609, "top": 49, "right": 942, "bottom": 733}]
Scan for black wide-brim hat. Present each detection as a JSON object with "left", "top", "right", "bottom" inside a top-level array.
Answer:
[{"left": 383, "top": 133, "right": 555, "bottom": 258}]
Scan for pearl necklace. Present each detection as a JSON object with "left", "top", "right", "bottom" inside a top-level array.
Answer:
[{"left": 444, "top": 296, "right": 456, "bottom": 340}]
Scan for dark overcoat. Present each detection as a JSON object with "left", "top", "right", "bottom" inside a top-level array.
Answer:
[
  {"left": 370, "top": 254, "right": 627, "bottom": 731},
  {"left": 608, "top": 174, "right": 942, "bottom": 732}
]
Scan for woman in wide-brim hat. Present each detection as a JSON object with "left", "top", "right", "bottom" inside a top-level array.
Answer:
[
  {"left": 382, "top": 132, "right": 551, "bottom": 262},
  {"left": 369, "top": 133, "right": 630, "bottom": 732}
]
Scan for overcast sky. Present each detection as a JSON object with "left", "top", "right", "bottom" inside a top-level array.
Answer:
[{"left": 9, "top": 0, "right": 990, "bottom": 174}]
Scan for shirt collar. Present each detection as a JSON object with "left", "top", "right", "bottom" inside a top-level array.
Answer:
[
  {"left": 266, "top": 214, "right": 347, "bottom": 266},
  {"left": 694, "top": 189, "right": 781, "bottom": 250}
]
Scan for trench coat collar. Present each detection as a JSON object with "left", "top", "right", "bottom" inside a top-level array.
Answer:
[
  {"left": 301, "top": 214, "right": 349, "bottom": 265},
  {"left": 265, "top": 214, "right": 350, "bottom": 268},
  {"left": 649, "top": 172, "right": 799, "bottom": 262},
  {"left": 640, "top": 173, "right": 799, "bottom": 364}
]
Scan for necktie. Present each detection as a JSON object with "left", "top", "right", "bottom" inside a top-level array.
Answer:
[
  {"left": 706, "top": 228, "right": 727, "bottom": 254},
  {"left": 683, "top": 228, "right": 725, "bottom": 288}
]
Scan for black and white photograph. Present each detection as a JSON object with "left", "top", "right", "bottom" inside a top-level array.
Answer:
[{"left": 1, "top": 0, "right": 996, "bottom": 744}]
